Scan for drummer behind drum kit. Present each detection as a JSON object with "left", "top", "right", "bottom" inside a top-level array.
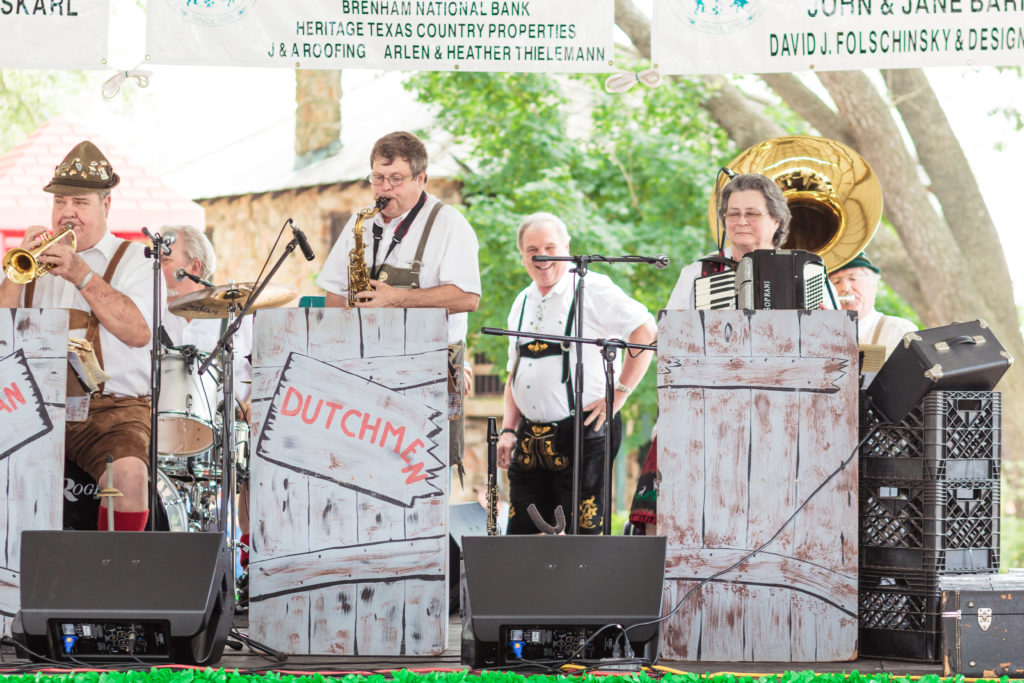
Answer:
[{"left": 63, "top": 280, "right": 298, "bottom": 532}]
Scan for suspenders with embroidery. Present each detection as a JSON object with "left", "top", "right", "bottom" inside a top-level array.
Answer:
[
  {"left": 510, "top": 292, "right": 578, "bottom": 414},
  {"left": 25, "top": 240, "right": 131, "bottom": 394}
]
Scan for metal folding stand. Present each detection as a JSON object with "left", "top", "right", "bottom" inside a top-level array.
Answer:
[{"left": 482, "top": 252, "right": 663, "bottom": 535}]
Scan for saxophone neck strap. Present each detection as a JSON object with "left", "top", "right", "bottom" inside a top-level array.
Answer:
[{"left": 370, "top": 191, "right": 428, "bottom": 281}]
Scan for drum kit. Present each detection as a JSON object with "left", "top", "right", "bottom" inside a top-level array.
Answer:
[{"left": 63, "top": 280, "right": 298, "bottom": 534}]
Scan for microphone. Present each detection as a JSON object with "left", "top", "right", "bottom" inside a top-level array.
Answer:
[
  {"left": 654, "top": 255, "right": 669, "bottom": 269},
  {"left": 174, "top": 268, "right": 213, "bottom": 287},
  {"left": 720, "top": 166, "right": 738, "bottom": 179},
  {"left": 289, "top": 219, "right": 316, "bottom": 261},
  {"left": 141, "top": 227, "right": 175, "bottom": 255}
]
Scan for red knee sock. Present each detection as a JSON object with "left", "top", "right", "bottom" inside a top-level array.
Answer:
[
  {"left": 239, "top": 533, "right": 250, "bottom": 568},
  {"left": 97, "top": 507, "right": 150, "bottom": 531}
]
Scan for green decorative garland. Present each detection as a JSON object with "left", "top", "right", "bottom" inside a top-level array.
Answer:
[{"left": 0, "top": 669, "right": 1014, "bottom": 683}]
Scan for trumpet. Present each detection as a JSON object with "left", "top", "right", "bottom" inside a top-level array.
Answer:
[{"left": 3, "top": 223, "right": 77, "bottom": 284}]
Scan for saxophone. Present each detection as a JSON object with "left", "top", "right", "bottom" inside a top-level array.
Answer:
[{"left": 348, "top": 196, "right": 391, "bottom": 306}]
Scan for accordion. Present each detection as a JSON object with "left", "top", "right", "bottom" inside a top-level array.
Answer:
[{"left": 695, "top": 249, "right": 827, "bottom": 310}]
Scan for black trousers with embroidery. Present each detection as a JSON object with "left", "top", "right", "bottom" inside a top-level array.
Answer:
[{"left": 507, "top": 411, "right": 622, "bottom": 535}]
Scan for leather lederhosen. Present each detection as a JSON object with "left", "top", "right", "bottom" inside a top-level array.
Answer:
[{"left": 509, "top": 292, "right": 577, "bottom": 471}]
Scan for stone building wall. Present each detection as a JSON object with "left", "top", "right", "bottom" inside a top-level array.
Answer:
[{"left": 197, "top": 178, "right": 461, "bottom": 298}]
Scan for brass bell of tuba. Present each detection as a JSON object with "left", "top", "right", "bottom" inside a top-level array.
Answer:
[
  {"left": 708, "top": 135, "right": 883, "bottom": 272},
  {"left": 3, "top": 223, "right": 77, "bottom": 284}
]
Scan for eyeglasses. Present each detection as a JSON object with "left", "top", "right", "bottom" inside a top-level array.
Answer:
[
  {"left": 367, "top": 173, "right": 415, "bottom": 187},
  {"left": 725, "top": 210, "right": 769, "bottom": 222}
]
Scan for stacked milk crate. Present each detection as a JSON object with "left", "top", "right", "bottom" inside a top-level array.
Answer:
[{"left": 858, "top": 391, "right": 1001, "bottom": 661}]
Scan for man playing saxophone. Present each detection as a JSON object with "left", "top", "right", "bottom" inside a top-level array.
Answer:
[
  {"left": 0, "top": 140, "right": 161, "bottom": 531},
  {"left": 318, "top": 130, "right": 481, "bottom": 470}
]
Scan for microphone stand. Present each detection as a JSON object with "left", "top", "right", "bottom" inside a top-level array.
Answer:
[
  {"left": 197, "top": 236, "right": 303, "bottom": 561},
  {"left": 481, "top": 327, "right": 656, "bottom": 535},
  {"left": 486, "top": 252, "right": 663, "bottom": 535},
  {"left": 142, "top": 227, "right": 174, "bottom": 532}
]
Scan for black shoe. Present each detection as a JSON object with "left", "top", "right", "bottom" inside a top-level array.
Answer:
[{"left": 236, "top": 571, "right": 249, "bottom": 613}]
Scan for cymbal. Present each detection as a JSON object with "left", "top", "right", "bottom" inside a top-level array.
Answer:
[{"left": 169, "top": 281, "right": 298, "bottom": 319}]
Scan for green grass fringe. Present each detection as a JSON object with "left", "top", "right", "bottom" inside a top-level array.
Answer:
[{"left": 0, "top": 670, "right": 1017, "bottom": 683}]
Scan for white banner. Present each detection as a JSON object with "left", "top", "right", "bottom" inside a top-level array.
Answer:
[
  {"left": 653, "top": 0, "right": 1024, "bottom": 74},
  {"left": 0, "top": 0, "right": 108, "bottom": 69},
  {"left": 146, "top": 0, "right": 614, "bottom": 72}
]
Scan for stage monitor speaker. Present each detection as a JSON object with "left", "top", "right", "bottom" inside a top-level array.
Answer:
[
  {"left": 449, "top": 502, "right": 490, "bottom": 614},
  {"left": 460, "top": 535, "right": 667, "bottom": 670},
  {"left": 12, "top": 531, "right": 232, "bottom": 665}
]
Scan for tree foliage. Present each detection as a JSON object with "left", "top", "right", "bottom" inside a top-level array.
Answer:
[
  {"left": 0, "top": 70, "right": 90, "bottom": 152},
  {"left": 405, "top": 67, "right": 732, "bottom": 450}
]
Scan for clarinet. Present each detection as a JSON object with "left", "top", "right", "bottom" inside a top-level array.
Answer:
[{"left": 486, "top": 417, "right": 498, "bottom": 535}]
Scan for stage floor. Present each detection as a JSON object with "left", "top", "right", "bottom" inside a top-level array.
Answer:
[{"left": 207, "top": 614, "right": 944, "bottom": 675}]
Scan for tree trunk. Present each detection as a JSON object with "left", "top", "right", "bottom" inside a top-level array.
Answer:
[{"left": 614, "top": 0, "right": 1024, "bottom": 511}]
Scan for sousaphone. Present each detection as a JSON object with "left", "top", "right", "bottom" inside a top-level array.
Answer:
[{"left": 708, "top": 135, "right": 883, "bottom": 272}]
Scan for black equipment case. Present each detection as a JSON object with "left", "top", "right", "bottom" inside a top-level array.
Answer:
[
  {"left": 940, "top": 572, "right": 1024, "bottom": 677},
  {"left": 867, "top": 320, "right": 1012, "bottom": 422}
]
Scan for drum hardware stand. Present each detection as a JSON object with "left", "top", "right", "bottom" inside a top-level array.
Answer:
[
  {"left": 196, "top": 226, "right": 307, "bottom": 641},
  {"left": 97, "top": 455, "right": 122, "bottom": 531},
  {"left": 142, "top": 227, "right": 175, "bottom": 532},
  {"left": 482, "top": 252, "right": 661, "bottom": 535}
]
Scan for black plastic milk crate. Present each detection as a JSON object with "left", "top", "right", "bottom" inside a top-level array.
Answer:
[
  {"left": 859, "top": 566, "right": 942, "bottom": 661},
  {"left": 860, "top": 391, "right": 1000, "bottom": 481},
  {"left": 860, "top": 477, "right": 1000, "bottom": 572}
]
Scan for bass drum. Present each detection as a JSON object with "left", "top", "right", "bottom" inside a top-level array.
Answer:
[{"left": 63, "top": 460, "right": 187, "bottom": 531}]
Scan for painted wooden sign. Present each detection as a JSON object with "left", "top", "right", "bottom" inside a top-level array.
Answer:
[
  {"left": 249, "top": 308, "right": 449, "bottom": 656},
  {"left": 0, "top": 309, "right": 67, "bottom": 637},
  {"left": 657, "top": 309, "right": 858, "bottom": 662}
]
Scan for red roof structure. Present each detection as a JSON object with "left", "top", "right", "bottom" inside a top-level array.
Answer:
[{"left": 0, "top": 115, "right": 204, "bottom": 251}]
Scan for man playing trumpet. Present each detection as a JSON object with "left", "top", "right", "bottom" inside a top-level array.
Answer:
[{"left": 0, "top": 140, "right": 161, "bottom": 531}]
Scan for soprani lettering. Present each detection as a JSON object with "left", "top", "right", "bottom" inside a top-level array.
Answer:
[{"left": 0, "top": 0, "right": 77, "bottom": 15}]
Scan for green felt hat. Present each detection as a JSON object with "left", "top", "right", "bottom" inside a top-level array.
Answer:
[{"left": 835, "top": 251, "right": 880, "bottom": 274}]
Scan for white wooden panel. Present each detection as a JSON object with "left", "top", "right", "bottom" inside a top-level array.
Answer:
[
  {"left": 0, "top": 309, "right": 66, "bottom": 637},
  {"left": 356, "top": 580, "right": 404, "bottom": 655},
  {"left": 657, "top": 387, "right": 704, "bottom": 546},
  {"left": 658, "top": 310, "right": 857, "bottom": 662},
  {"left": 251, "top": 308, "right": 448, "bottom": 655},
  {"left": 309, "top": 585, "right": 357, "bottom": 654},
  {"left": 404, "top": 578, "right": 447, "bottom": 654},
  {"left": 308, "top": 477, "right": 359, "bottom": 549},
  {"left": 250, "top": 594, "right": 309, "bottom": 653}
]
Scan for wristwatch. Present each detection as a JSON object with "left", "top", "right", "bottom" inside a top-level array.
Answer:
[
  {"left": 614, "top": 381, "right": 633, "bottom": 395},
  {"left": 500, "top": 428, "right": 517, "bottom": 437}
]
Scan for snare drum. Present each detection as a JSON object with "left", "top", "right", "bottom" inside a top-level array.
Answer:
[
  {"left": 159, "top": 419, "right": 250, "bottom": 481},
  {"left": 157, "top": 347, "right": 220, "bottom": 456}
]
